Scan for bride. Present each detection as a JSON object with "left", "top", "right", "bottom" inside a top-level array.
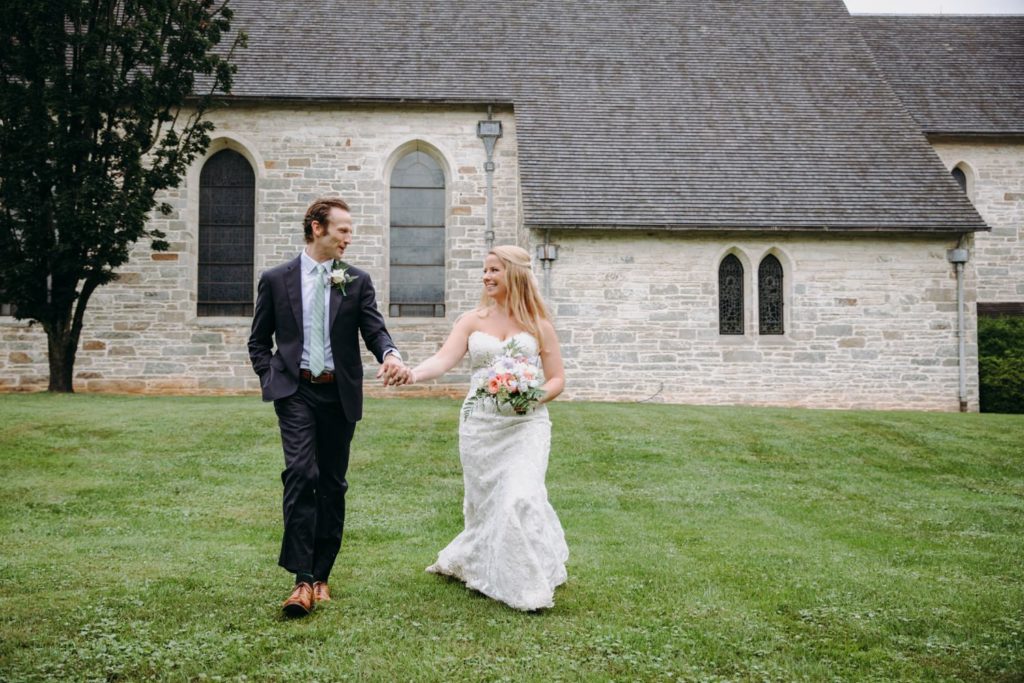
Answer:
[{"left": 410, "top": 245, "right": 569, "bottom": 611}]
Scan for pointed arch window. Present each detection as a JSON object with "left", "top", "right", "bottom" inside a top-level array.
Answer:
[
  {"left": 718, "top": 254, "right": 744, "bottom": 335},
  {"left": 951, "top": 166, "right": 967, "bottom": 192},
  {"left": 758, "top": 254, "right": 784, "bottom": 335},
  {"left": 389, "top": 146, "right": 446, "bottom": 317},
  {"left": 198, "top": 149, "right": 255, "bottom": 317}
]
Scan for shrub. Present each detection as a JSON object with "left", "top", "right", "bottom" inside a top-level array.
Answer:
[{"left": 978, "top": 316, "right": 1024, "bottom": 414}]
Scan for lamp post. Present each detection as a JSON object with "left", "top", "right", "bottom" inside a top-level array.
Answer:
[{"left": 477, "top": 111, "right": 502, "bottom": 251}]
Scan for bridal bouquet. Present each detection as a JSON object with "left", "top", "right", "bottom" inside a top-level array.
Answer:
[{"left": 463, "top": 339, "right": 544, "bottom": 418}]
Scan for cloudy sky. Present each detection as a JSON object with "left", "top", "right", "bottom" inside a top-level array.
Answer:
[{"left": 844, "top": 0, "right": 1024, "bottom": 12}]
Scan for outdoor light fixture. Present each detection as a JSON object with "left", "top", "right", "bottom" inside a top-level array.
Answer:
[
  {"left": 477, "top": 119, "right": 503, "bottom": 170},
  {"left": 477, "top": 112, "right": 503, "bottom": 250},
  {"left": 536, "top": 243, "right": 559, "bottom": 262},
  {"left": 536, "top": 231, "right": 559, "bottom": 299}
]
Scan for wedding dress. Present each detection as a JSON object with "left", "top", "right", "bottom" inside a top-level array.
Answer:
[{"left": 426, "top": 331, "right": 569, "bottom": 611}]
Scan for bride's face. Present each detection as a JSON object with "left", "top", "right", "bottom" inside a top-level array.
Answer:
[{"left": 482, "top": 254, "right": 507, "bottom": 300}]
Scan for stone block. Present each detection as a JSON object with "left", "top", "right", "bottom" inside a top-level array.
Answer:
[
  {"left": 639, "top": 354, "right": 677, "bottom": 363},
  {"left": 722, "top": 350, "right": 762, "bottom": 363},
  {"left": 593, "top": 331, "right": 636, "bottom": 344},
  {"left": 924, "top": 288, "right": 955, "bottom": 303},
  {"left": 816, "top": 324, "right": 853, "bottom": 337},
  {"left": 144, "top": 362, "right": 186, "bottom": 374},
  {"left": 84, "top": 379, "right": 142, "bottom": 393},
  {"left": 83, "top": 341, "right": 106, "bottom": 351}
]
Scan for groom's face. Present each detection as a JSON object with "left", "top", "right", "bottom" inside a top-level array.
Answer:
[{"left": 311, "top": 208, "right": 354, "bottom": 261}]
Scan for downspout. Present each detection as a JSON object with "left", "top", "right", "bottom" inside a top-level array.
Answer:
[{"left": 947, "top": 239, "right": 970, "bottom": 412}]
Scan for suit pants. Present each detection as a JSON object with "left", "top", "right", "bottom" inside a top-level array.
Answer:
[{"left": 273, "top": 380, "right": 356, "bottom": 581}]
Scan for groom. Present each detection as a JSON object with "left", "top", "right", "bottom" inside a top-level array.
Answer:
[{"left": 248, "top": 197, "right": 410, "bottom": 617}]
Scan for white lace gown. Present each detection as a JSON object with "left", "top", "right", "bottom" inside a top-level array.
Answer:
[{"left": 426, "top": 331, "right": 569, "bottom": 611}]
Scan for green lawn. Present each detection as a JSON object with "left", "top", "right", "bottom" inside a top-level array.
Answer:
[{"left": 0, "top": 394, "right": 1022, "bottom": 682}]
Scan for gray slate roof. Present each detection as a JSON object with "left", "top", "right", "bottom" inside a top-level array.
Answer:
[
  {"left": 857, "top": 15, "right": 1024, "bottom": 136},
  {"left": 217, "top": 0, "right": 987, "bottom": 232}
]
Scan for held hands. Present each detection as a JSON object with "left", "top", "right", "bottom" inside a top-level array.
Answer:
[{"left": 377, "top": 354, "right": 413, "bottom": 387}]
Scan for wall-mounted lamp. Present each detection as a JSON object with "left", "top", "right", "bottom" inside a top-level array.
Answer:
[{"left": 536, "top": 231, "right": 559, "bottom": 299}]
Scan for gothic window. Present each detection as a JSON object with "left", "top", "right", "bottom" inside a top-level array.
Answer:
[
  {"left": 718, "top": 254, "right": 744, "bottom": 335},
  {"left": 952, "top": 166, "right": 967, "bottom": 192},
  {"left": 389, "top": 147, "right": 445, "bottom": 317},
  {"left": 198, "top": 149, "right": 255, "bottom": 317},
  {"left": 758, "top": 254, "right": 784, "bottom": 335}
]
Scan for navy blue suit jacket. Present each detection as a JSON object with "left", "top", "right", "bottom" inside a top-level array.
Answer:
[{"left": 248, "top": 256, "right": 397, "bottom": 422}]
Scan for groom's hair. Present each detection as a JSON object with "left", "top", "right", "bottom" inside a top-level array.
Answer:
[{"left": 303, "top": 198, "right": 351, "bottom": 242}]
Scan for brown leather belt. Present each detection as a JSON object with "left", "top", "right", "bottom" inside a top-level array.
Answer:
[{"left": 300, "top": 369, "right": 336, "bottom": 384}]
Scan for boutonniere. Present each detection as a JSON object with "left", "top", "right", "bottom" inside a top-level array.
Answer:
[{"left": 329, "top": 260, "right": 359, "bottom": 296}]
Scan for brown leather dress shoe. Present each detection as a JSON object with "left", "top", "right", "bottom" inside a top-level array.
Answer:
[
  {"left": 312, "top": 581, "right": 331, "bottom": 603},
  {"left": 282, "top": 582, "right": 314, "bottom": 617}
]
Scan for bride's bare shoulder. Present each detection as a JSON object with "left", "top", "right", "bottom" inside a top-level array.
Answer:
[
  {"left": 453, "top": 308, "right": 488, "bottom": 334},
  {"left": 458, "top": 307, "right": 492, "bottom": 324}
]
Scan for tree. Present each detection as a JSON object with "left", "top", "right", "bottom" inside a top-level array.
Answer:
[{"left": 0, "top": 0, "right": 245, "bottom": 392}]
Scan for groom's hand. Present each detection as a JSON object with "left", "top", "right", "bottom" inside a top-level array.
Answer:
[{"left": 377, "top": 355, "right": 412, "bottom": 386}]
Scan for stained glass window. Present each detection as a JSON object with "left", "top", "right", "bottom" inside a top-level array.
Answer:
[
  {"left": 198, "top": 150, "right": 255, "bottom": 317},
  {"left": 718, "top": 254, "right": 744, "bottom": 335},
  {"left": 758, "top": 254, "right": 784, "bottom": 335},
  {"left": 390, "top": 146, "right": 445, "bottom": 318}
]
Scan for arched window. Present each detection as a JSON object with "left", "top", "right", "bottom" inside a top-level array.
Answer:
[
  {"left": 758, "top": 254, "right": 784, "bottom": 335},
  {"left": 198, "top": 149, "right": 254, "bottom": 317},
  {"left": 718, "top": 254, "right": 744, "bottom": 335},
  {"left": 389, "top": 146, "right": 445, "bottom": 317},
  {"left": 951, "top": 166, "right": 967, "bottom": 192}
]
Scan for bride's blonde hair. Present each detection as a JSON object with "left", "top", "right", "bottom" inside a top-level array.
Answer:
[{"left": 478, "top": 245, "right": 552, "bottom": 348}]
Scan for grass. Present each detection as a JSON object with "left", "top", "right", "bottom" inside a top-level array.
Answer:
[{"left": 0, "top": 394, "right": 1022, "bottom": 682}]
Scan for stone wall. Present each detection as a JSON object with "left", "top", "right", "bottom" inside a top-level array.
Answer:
[
  {"left": 0, "top": 103, "right": 517, "bottom": 394},
  {"left": 0, "top": 105, "right": 983, "bottom": 410},
  {"left": 931, "top": 138, "right": 1024, "bottom": 305},
  {"left": 520, "top": 230, "right": 978, "bottom": 411}
]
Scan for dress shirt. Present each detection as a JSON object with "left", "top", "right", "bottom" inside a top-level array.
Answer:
[
  {"left": 298, "top": 250, "right": 401, "bottom": 371},
  {"left": 300, "top": 250, "right": 335, "bottom": 373}
]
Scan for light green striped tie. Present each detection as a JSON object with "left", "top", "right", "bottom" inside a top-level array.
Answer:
[{"left": 309, "top": 265, "right": 327, "bottom": 377}]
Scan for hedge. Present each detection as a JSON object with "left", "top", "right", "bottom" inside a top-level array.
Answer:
[{"left": 978, "top": 315, "right": 1024, "bottom": 414}]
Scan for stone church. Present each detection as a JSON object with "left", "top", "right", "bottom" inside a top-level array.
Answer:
[{"left": 1, "top": 1, "right": 1021, "bottom": 411}]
